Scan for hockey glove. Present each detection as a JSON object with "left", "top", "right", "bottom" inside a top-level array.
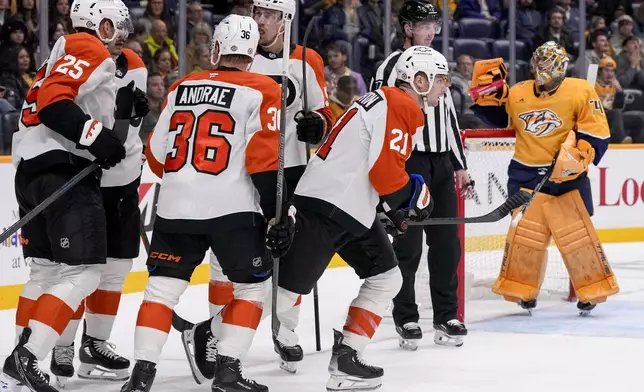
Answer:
[
  {"left": 115, "top": 81, "right": 149, "bottom": 120},
  {"left": 470, "top": 58, "right": 509, "bottom": 107},
  {"left": 132, "top": 86, "right": 150, "bottom": 118},
  {"left": 266, "top": 202, "right": 297, "bottom": 258},
  {"left": 79, "top": 119, "right": 126, "bottom": 169},
  {"left": 295, "top": 110, "right": 326, "bottom": 144},
  {"left": 550, "top": 130, "right": 595, "bottom": 183},
  {"left": 402, "top": 174, "right": 433, "bottom": 222},
  {"left": 377, "top": 209, "right": 408, "bottom": 237}
]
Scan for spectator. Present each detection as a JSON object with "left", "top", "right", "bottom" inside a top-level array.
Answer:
[
  {"left": 0, "top": 45, "right": 32, "bottom": 108},
  {"left": 48, "top": 21, "right": 66, "bottom": 48},
  {"left": 189, "top": 43, "right": 212, "bottom": 73},
  {"left": 616, "top": 36, "right": 644, "bottom": 89},
  {"left": 49, "top": 0, "right": 72, "bottom": 37},
  {"left": 532, "top": 8, "right": 576, "bottom": 59},
  {"left": 450, "top": 54, "right": 486, "bottom": 129},
  {"left": 357, "top": 0, "right": 385, "bottom": 82},
  {"left": 141, "top": 73, "right": 166, "bottom": 143},
  {"left": 329, "top": 75, "right": 359, "bottom": 119},
  {"left": 186, "top": 0, "right": 204, "bottom": 38},
  {"left": 186, "top": 21, "right": 211, "bottom": 71},
  {"left": 0, "top": 0, "right": 9, "bottom": 30},
  {"left": 320, "top": 0, "right": 355, "bottom": 67},
  {"left": 324, "top": 42, "right": 366, "bottom": 97},
  {"left": 13, "top": 0, "right": 38, "bottom": 51},
  {"left": 610, "top": 15, "right": 636, "bottom": 57},
  {"left": 0, "top": 20, "right": 30, "bottom": 62},
  {"left": 230, "top": 0, "right": 252, "bottom": 16},
  {"left": 516, "top": 0, "right": 542, "bottom": 45},
  {"left": 575, "top": 29, "right": 610, "bottom": 78},
  {"left": 152, "top": 46, "right": 178, "bottom": 82},
  {"left": 457, "top": 0, "right": 502, "bottom": 22},
  {"left": 139, "top": 0, "right": 176, "bottom": 39},
  {"left": 143, "top": 19, "right": 179, "bottom": 70},
  {"left": 555, "top": 0, "right": 581, "bottom": 41},
  {"left": 596, "top": 57, "right": 643, "bottom": 143},
  {"left": 436, "top": 0, "right": 456, "bottom": 19},
  {"left": 126, "top": 38, "right": 144, "bottom": 59},
  {"left": 596, "top": 0, "right": 633, "bottom": 26}
]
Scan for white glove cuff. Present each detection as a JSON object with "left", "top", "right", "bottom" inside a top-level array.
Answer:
[{"left": 79, "top": 119, "right": 103, "bottom": 147}]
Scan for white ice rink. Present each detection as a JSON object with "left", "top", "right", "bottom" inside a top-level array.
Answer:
[{"left": 1, "top": 242, "right": 644, "bottom": 392}]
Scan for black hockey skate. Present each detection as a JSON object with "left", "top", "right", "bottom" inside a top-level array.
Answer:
[
  {"left": 326, "top": 329, "right": 383, "bottom": 392},
  {"left": 51, "top": 344, "right": 75, "bottom": 388},
  {"left": 518, "top": 298, "right": 537, "bottom": 315},
  {"left": 211, "top": 355, "right": 268, "bottom": 392},
  {"left": 78, "top": 333, "right": 130, "bottom": 381},
  {"left": 272, "top": 335, "right": 303, "bottom": 374},
  {"left": 120, "top": 360, "right": 156, "bottom": 392},
  {"left": 2, "top": 328, "right": 57, "bottom": 392},
  {"left": 395, "top": 322, "right": 422, "bottom": 351},
  {"left": 577, "top": 301, "right": 596, "bottom": 317},
  {"left": 433, "top": 319, "right": 467, "bottom": 347},
  {"left": 181, "top": 317, "right": 218, "bottom": 384}
]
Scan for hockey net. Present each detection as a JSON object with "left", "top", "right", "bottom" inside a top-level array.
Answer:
[{"left": 414, "top": 129, "right": 574, "bottom": 322}]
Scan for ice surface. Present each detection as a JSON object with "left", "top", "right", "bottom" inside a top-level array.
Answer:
[{"left": 1, "top": 242, "right": 644, "bottom": 392}]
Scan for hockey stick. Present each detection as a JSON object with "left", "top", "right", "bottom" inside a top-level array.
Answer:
[
  {"left": 301, "top": 14, "right": 322, "bottom": 353},
  {"left": 510, "top": 158, "right": 555, "bottom": 227},
  {"left": 407, "top": 189, "right": 531, "bottom": 226},
  {"left": 271, "top": 15, "right": 293, "bottom": 341},
  {"left": 0, "top": 162, "right": 98, "bottom": 244},
  {"left": 139, "top": 216, "right": 194, "bottom": 332}
]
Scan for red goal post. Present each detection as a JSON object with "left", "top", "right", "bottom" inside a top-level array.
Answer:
[{"left": 451, "top": 129, "right": 575, "bottom": 322}]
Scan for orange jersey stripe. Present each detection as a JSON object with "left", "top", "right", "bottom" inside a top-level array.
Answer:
[
  {"left": 209, "top": 280, "right": 234, "bottom": 307},
  {"left": 136, "top": 301, "right": 172, "bottom": 333},
  {"left": 343, "top": 306, "right": 382, "bottom": 338},
  {"left": 294, "top": 295, "right": 302, "bottom": 307},
  {"left": 145, "top": 132, "right": 165, "bottom": 178},
  {"left": 86, "top": 289, "right": 121, "bottom": 316},
  {"left": 122, "top": 48, "right": 146, "bottom": 71},
  {"left": 30, "top": 294, "right": 75, "bottom": 335},
  {"left": 15, "top": 296, "right": 37, "bottom": 328},
  {"left": 71, "top": 301, "right": 85, "bottom": 320},
  {"left": 221, "top": 299, "right": 263, "bottom": 330}
]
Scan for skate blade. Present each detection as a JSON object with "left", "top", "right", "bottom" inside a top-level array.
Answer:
[
  {"left": 180, "top": 328, "right": 206, "bottom": 385},
  {"left": 54, "top": 375, "right": 68, "bottom": 389},
  {"left": 579, "top": 310, "right": 592, "bottom": 317},
  {"left": 433, "top": 331, "right": 464, "bottom": 347},
  {"left": 77, "top": 364, "right": 129, "bottom": 381},
  {"left": 326, "top": 374, "right": 382, "bottom": 391},
  {"left": 0, "top": 373, "right": 23, "bottom": 392},
  {"left": 279, "top": 360, "right": 298, "bottom": 374},
  {"left": 398, "top": 337, "right": 419, "bottom": 351}
]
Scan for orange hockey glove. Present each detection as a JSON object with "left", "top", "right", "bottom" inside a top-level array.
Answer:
[
  {"left": 470, "top": 58, "right": 509, "bottom": 107},
  {"left": 550, "top": 131, "right": 596, "bottom": 183}
]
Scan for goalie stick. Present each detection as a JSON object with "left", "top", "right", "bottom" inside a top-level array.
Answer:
[
  {"left": 301, "top": 14, "right": 323, "bottom": 353},
  {"left": 407, "top": 189, "right": 531, "bottom": 226}
]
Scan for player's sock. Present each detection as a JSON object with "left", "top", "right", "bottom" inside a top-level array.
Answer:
[
  {"left": 133, "top": 276, "right": 188, "bottom": 365},
  {"left": 208, "top": 253, "right": 234, "bottom": 317},
  {"left": 14, "top": 260, "right": 50, "bottom": 344},
  {"left": 51, "top": 301, "right": 84, "bottom": 387},
  {"left": 268, "top": 288, "right": 304, "bottom": 373}
]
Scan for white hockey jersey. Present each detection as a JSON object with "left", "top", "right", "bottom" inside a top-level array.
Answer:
[
  {"left": 12, "top": 33, "right": 116, "bottom": 168},
  {"left": 101, "top": 48, "right": 147, "bottom": 187},
  {"left": 251, "top": 45, "right": 332, "bottom": 169},
  {"left": 294, "top": 87, "right": 425, "bottom": 234},
  {"left": 145, "top": 69, "right": 281, "bottom": 221}
]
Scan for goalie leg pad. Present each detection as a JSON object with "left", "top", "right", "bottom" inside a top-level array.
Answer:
[
  {"left": 492, "top": 190, "right": 554, "bottom": 303},
  {"left": 542, "top": 190, "right": 619, "bottom": 304}
]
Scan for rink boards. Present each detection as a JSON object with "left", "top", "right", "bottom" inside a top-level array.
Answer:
[{"left": 1, "top": 144, "right": 643, "bottom": 309}]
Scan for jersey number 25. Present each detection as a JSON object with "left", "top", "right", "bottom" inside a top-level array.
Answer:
[{"left": 165, "top": 109, "right": 234, "bottom": 175}]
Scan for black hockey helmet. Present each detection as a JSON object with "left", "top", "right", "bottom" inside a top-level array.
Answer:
[{"left": 398, "top": 0, "right": 440, "bottom": 30}]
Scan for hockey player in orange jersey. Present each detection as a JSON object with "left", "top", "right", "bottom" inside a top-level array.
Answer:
[
  {"left": 120, "top": 14, "right": 282, "bottom": 392},
  {"left": 47, "top": 1, "right": 149, "bottom": 387},
  {"left": 471, "top": 41, "right": 619, "bottom": 316}
]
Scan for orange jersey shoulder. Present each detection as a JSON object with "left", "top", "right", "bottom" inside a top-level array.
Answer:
[{"left": 121, "top": 48, "right": 146, "bottom": 71}]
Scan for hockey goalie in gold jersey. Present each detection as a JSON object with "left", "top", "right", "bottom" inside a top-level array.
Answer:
[{"left": 470, "top": 41, "right": 619, "bottom": 315}]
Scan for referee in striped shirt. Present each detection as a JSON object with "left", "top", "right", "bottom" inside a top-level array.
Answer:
[{"left": 372, "top": 0, "right": 473, "bottom": 347}]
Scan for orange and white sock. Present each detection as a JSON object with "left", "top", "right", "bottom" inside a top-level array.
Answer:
[
  {"left": 15, "top": 258, "right": 56, "bottom": 344},
  {"left": 209, "top": 253, "right": 234, "bottom": 317},
  {"left": 134, "top": 276, "right": 188, "bottom": 364},
  {"left": 342, "top": 267, "right": 402, "bottom": 352},
  {"left": 56, "top": 301, "right": 85, "bottom": 346}
]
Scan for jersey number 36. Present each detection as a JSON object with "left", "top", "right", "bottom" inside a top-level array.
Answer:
[{"left": 165, "top": 109, "right": 234, "bottom": 175}]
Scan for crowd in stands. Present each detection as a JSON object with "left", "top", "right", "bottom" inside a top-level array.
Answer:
[{"left": 0, "top": 0, "right": 642, "bottom": 154}]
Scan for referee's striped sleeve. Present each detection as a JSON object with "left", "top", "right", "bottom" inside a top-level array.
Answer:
[
  {"left": 370, "top": 51, "right": 401, "bottom": 91},
  {"left": 445, "top": 91, "right": 467, "bottom": 170}
]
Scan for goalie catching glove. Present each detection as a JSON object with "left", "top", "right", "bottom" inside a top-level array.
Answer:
[
  {"left": 470, "top": 57, "right": 509, "bottom": 107},
  {"left": 295, "top": 110, "right": 326, "bottom": 144},
  {"left": 265, "top": 202, "right": 297, "bottom": 258},
  {"left": 550, "top": 130, "right": 595, "bottom": 183},
  {"left": 402, "top": 174, "right": 433, "bottom": 222}
]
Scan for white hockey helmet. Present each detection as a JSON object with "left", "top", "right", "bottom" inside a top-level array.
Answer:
[
  {"left": 395, "top": 45, "right": 449, "bottom": 96},
  {"left": 70, "top": 0, "right": 133, "bottom": 43},
  {"left": 211, "top": 14, "right": 260, "bottom": 67},
  {"left": 252, "top": 0, "right": 296, "bottom": 21}
]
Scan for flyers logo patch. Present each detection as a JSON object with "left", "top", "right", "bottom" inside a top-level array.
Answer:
[{"left": 518, "top": 109, "right": 563, "bottom": 137}]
